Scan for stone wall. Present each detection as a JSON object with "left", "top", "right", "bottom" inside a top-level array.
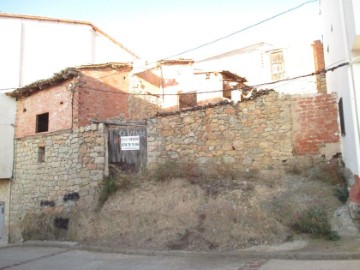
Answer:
[
  {"left": 0, "top": 180, "right": 10, "bottom": 242},
  {"left": 147, "top": 91, "right": 340, "bottom": 169},
  {"left": 148, "top": 92, "right": 294, "bottom": 169},
  {"left": 9, "top": 123, "right": 106, "bottom": 241}
]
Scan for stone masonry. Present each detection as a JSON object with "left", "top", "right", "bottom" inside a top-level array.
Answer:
[
  {"left": 147, "top": 91, "right": 340, "bottom": 169},
  {"left": 9, "top": 123, "right": 106, "bottom": 241}
]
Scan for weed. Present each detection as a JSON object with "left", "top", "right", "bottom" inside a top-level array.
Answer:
[
  {"left": 290, "top": 206, "right": 339, "bottom": 240},
  {"left": 334, "top": 185, "right": 349, "bottom": 204},
  {"left": 151, "top": 161, "right": 203, "bottom": 182},
  {"left": 98, "top": 176, "right": 119, "bottom": 207},
  {"left": 309, "top": 162, "right": 346, "bottom": 186},
  {"left": 285, "top": 163, "right": 303, "bottom": 175}
]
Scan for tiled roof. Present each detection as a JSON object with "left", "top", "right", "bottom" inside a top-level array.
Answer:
[{"left": 6, "top": 63, "right": 132, "bottom": 98}]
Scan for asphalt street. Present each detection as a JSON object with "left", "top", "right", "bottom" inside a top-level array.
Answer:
[{"left": 0, "top": 245, "right": 360, "bottom": 270}]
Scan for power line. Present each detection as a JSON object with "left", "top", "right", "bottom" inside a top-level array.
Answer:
[
  {"left": 0, "top": 0, "right": 319, "bottom": 88},
  {"left": 96, "top": 0, "right": 319, "bottom": 79},
  {"left": 0, "top": 60, "right": 352, "bottom": 95},
  {"left": 79, "top": 61, "right": 350, "bottom": 97},
  {"left": 161, "top": 0, "right": 318, "bottom": 60}
]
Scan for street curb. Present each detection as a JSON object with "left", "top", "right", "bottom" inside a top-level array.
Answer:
[
  {"left": 77, "top": 245, "right": 360, "bottom": 260},
  {"left": 7, "top": 241, "right": 359, "bottom": 260}
]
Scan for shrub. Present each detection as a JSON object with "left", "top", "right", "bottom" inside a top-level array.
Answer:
[
  {"left": 334, "top": 185, "right": 349, "bottom": 204},
  {"left": 98, "top": 176, "right": 119, "bottom": 207},
  {"left": 291, "top": 206, "right": 339, "bottom": 240}
]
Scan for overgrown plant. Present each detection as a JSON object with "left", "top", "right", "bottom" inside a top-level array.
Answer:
[
  {"left": 98, "top": 176, "right": 119, "bottom": 207},
  {"left": 291, "top": 206, "right": 339, "bottom": 240},
  {"left": 334, "top": 185, "right": 349, "bottom": 204}
]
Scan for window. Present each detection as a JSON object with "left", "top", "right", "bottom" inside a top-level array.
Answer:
[
  {"left": 338, "top": 98, "right": 346, "bottom": 136},
  {"left": 38, "top": 147, "right": 45, "bottom": 163},
  {"left": 36, "top": 113, "right": 49, "bottom": 133},
  {"left": 179, "top": 92, "right": 197, "bottom": 109},
  {"left": 270, "top": 50, "right": 285, "bottom": 81}
]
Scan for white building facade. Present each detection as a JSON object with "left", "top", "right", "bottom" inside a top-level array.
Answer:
[{"left": 320, "top": 0, "right": 360, "bottom": 213}]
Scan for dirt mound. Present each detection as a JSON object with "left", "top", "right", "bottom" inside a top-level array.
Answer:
[{"left": 70, "top": 160, "right": 346, "bottom": 251}]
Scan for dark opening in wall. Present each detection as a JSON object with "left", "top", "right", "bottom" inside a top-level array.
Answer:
[
  {"left": 38, "top": 147, "right": 45, "bottom": 163},
  {"left": 338, "top": 98, "right": 346, "bottom": 136},
  {"left": 53, "top": 217, "right": 69, "bottom": 230},
  {"left": 36, "top": 112, "right": 49, "bottom": 133}
]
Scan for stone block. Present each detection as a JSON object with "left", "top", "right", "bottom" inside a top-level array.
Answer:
[{"left": 94, "top": 157, "right": 105, "bottom": 164}]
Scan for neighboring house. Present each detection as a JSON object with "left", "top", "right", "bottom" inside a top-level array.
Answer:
[
  {"left": 133, "top": 59, "right": 247, "bottom": 111},
  {"left": 320, "top": 0, "right": 360, "bottom": 216},
  {"left": 0, "top": 13, "right": 139, "bottom": 183},
  {"left": 0, "top": 63, "right": 144, "bottom": 242},
  {"left": 196, "top": 41, "right": 326, "bottom": 95}
]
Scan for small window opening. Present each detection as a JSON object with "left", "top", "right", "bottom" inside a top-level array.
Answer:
[
  {"left": 179, "top": 92, "right": 197, "bottom": 109},
  {"left": 38, "top": 147, "right": 45, "bottom": 163},
  {"left": 36, "top": 113, "right": 49, "bottom": 133},
  {"left": 338, "top": 98, "right": 346, "bottom": 136}
]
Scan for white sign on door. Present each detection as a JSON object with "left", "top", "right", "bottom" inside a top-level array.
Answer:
[{"left": 121, "top": 136, "right": 140, "bottom": 151}]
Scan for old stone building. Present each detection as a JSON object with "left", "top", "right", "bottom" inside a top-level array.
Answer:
[
  {"left": 2, "top": 63, "right": 138, "bottom": 242},
  {"left": 1, "top": 59, "right": 343, "bottom": 243}
]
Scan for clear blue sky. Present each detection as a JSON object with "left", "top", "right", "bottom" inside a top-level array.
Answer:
[{"left": 0, "top": 0, "right": 320, "bottom": 60}]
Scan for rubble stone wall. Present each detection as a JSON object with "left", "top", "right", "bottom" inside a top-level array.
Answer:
[
  {"left": 147, "top": 92, "right": 340, "bottom": 169},
  {"left": 9, "top": 123, "right": 106, "bottom": 242}
]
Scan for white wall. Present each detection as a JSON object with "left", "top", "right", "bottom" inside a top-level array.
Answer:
[
  {"left": 0, "top": 15, "right": 138, "bottom": 179},
  {"left": 321, "top": 0, "right": 360, "bottom": 176},
  {"left": 196, "top": 42, "right": 318, "bottom": 95},
  {"left": 0, "top": 95, "right": 16, "bottom": 179}
]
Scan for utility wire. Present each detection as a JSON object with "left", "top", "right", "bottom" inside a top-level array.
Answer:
[
  {"left": 0, "top": 60, "right": 353, "bottom": 95},
  {"left": 95, "top": 0, "right": 319, "bottom": 80},
  {"left": 0, "top": 0, "right": 319, "bottom": 87},
  {"left": 80, "top": 61, "right": 350, "bottom": 96},
  {"left": 162, "top": 0, "right": 318, "bottom": 60}
]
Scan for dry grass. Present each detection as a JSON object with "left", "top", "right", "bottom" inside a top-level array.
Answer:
[{"left": 20, "top": 159, "right": 347, "bottom": 250}]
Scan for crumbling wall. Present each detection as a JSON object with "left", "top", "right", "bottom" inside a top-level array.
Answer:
[
  {"left": 9, "top": 123, "right": 106, "bottom": 242},
  {"left": 148, "top": 92, "right": 340, "bottom": 169},
  {"left": 148, "top": 92, "right": 294, "bottom": 169}
]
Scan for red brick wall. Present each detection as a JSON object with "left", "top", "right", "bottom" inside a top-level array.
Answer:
[
  {"left": 15, "top": 81, "right": 72, "bottom": 138},
  {"left": 292, "top": 93, "right": 339, "bottom": 155},
  {"left": 312, "top": 40, "right": 327, "bottom": 93},
  {"left": 74, "top": 67, "right": 131, "bottom": 127}
]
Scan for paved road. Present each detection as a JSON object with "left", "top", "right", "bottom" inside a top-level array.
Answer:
[
  {"left": 0, "top": 246, "right": 245, "bottom": 270},
  {"left": 0, "top": 246, "right": 359, "bottom": 270}
]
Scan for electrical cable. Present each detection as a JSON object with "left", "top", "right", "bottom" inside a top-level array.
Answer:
[
  {"left": 75, "top": 61, "right": 350, "bottom": 97},
  {"left": 162, "top": 0, "right": 318, "bottom": 60}
]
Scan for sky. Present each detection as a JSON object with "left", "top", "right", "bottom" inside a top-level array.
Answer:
[{"left": 0, "top": 0, "right": 321, "bottom": 60}]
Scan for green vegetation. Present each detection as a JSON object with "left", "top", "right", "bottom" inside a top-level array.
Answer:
[{"left": 291, "top": 207, "right": 339, "bottom": 241}]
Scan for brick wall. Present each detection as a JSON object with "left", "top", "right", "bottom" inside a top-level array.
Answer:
[
  {"left": 15, "top": 67, "right": 140, "bottom": 138},
  {"left": 292, "top": 93, "right": 340, "bottom": 155},
  {"left": 312, "top": 40, "right": 327, "bottom": 93},
  {"left": 15, "top": 81, "right": 73, "bottom": 138},
  {"left": 148, "top": 92, "right": 340, "bottom": 169},
  {"left": 75, "top": 67, "right": 131, "bottom": 127}
]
